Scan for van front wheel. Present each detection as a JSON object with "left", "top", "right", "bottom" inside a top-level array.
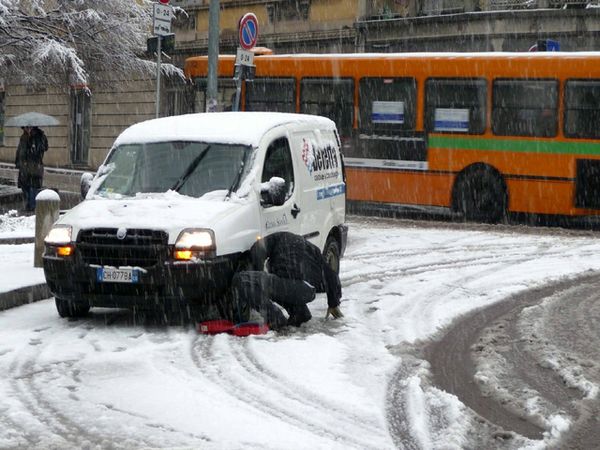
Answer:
[
  {"left": 55, "top": 297, "right": 90, "bottom": 318},
  {"left": 324, "top": 236, "right": 340, "bottom": 274}
]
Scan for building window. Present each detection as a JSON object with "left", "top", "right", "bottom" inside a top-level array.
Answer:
[
  {"left": 0, "top": 91, "right": 5, "bottom": 146},
  {"left": 70, "top": 87, "right": 91, "bottom": 165},
  {"left": 492, "top": 79, "right": 558, "bottom": 138},
  {"left": 564, "top": 80, "right": 600, "bottom": 139},
  {"left": 425, "top": 78, "right": 486, "bottom": 134}
]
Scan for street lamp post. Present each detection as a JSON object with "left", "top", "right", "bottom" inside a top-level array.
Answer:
[{"left": 206, "top": 0, "right": 220, "bottom": 112}]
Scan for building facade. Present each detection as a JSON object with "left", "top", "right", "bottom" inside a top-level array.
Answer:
[{"left": 1, "top": 0, "right": 599, "bottom": 173}]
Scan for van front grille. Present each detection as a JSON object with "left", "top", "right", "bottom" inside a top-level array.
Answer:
[{"left": 77, "top": 228, "right": 169, "bottom": 268}]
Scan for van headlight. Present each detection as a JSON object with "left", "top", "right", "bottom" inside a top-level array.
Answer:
[
  {"left": 173, "top": 229, "right": 215, "bottom": 260},
  {"left": 45, "top": 225, "right": 74, "bottom": 257},
  {"left": 45, "top": 225, "right": 72, "bottom": 245}
]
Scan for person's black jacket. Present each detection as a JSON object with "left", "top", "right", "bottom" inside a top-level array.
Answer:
[
  {"left": 249, "top": 232, "right": 342, "bottom": 308},
  {"left": 16, "top": 127, "right": 48, "bottom": 188}
]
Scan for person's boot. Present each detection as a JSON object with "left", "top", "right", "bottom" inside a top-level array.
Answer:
[
  {"left": 264, "top": 303, "right": 287, "bottom": 331},
  {"left": 287, "top": 304, "right": 312, "bottom": 327}
]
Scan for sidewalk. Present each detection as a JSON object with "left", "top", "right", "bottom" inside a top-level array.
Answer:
[
  {"left": 0, "top": 165, "right": 89, "bottom": 311},
  {"left": 0, "top": 211, "right": 52, "bottom": 312}
]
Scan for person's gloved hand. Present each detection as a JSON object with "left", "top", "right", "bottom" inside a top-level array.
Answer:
[{"left": 326, "top": 306, "right": 344, "bottom": 319}]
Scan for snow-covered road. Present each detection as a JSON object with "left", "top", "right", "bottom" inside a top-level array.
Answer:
[{"left": 1, "top": 216, "right": 600, "bottom": 449}]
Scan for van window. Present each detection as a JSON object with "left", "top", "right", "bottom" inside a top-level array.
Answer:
[
  {"left": 492, "top": 79, "right": 558, "bottom": 137},
  {"left": 246, "top": 78, "right": 296, "bottom": 112},
  {"left": 564, "top": 80, "right": 600, "bottom": 139},
  {"left": 262, "top": 137, "right": 294, "bottom": 202},
  {"left": 425, "top": 78, "right": 486, "bottom": 134}
]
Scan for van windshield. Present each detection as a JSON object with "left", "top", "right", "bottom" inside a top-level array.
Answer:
[{"left": 94, "top": 141, "right": 252, "bottom": 198}]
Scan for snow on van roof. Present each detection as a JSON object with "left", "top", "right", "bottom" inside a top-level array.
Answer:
[{"left": 113, "top": 112, "right": 336, "bottom": 147}]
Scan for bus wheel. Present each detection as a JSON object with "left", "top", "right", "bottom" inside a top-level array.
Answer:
[
  {"left": 453, "top": 164, "right": 507, "bottom": 223},
  {"left": 55, "top": 297, "right": 90, "bottom": 318},
  {"left": 324, "top": 236, "right": 341, "bottom": 274}
]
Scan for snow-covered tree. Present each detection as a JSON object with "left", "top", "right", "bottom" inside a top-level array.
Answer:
[{"left": 0, "top": 0, "right": 182, "bottom": 85}]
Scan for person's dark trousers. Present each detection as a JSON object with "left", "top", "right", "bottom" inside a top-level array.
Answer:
[
  {"left": 21, "top": 185, "right": 37, "bottom": 211},
  {"left": 26, "top": 186, "right": 38, "bottom": 211},
  {"left": 231, "top": 271, "right": 315, "bottom": 329}
]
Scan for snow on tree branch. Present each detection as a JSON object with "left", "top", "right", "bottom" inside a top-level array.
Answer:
[{"left": 0, "top": 0, "right": 184, "bottom": 85}]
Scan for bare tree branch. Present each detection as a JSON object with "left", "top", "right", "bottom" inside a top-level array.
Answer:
[{"left": 0, "top": 0, "right": 183, "bottom": 85}]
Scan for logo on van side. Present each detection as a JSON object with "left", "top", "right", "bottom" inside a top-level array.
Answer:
[{"left": 301, "top": 138, "right": 339, "bottom": 179}]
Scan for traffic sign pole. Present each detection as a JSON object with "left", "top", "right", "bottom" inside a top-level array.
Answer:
[
  {"left": 233, "top": 13, "right": 258, "bottom": 112},
  {"left": 155, "top": 37, "right": 161, "bottom": 118},
  {"left": 153, "top": 1, "right": 172, "bottom": 118}
]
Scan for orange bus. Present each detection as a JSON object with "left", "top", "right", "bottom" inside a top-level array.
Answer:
[{"left": 185, "top": 52, "right": 600, "bottom": 222}]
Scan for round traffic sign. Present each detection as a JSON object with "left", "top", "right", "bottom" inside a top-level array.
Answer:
[
  {"left": 159, "top": 0, "right": 169, "bottom": 4},
  {"left": 239, "top": 13, "right": 259, "bottom": 50}
]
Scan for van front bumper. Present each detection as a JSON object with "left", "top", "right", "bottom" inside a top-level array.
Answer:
[{"left": 43, "top": 252, "right": 240, "bottom": 312}]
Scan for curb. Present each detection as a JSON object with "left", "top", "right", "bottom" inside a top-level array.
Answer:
[
  {"left": 0, "top": 283, "right": 52, "bottom": 312},
  {"left": 0, "top": 237, "right": 34, "bottom": 245}
]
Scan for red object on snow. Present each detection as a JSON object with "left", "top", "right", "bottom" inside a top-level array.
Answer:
[
  {"left": 197, "top": 320, "right": 269, "bottom": 336},
  {"left": 231, "top": 322, "right": 270, "bottom": 336},
  {"left": 197, "top": 319, "right": 234, "bottom": 334}
]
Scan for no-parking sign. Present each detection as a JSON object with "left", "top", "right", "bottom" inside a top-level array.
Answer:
[{"left": 238, "top": 13, "right": 259, "bottom": 50}]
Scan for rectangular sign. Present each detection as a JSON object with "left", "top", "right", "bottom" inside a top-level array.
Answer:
[
  {"left": 434, "top": 108, "right": 469, "bottom": 132},
  {"left": 372, "top": 101, "right": 404, "bottom": 124},
  {"left": 153, "top": 3, "right": 172, "bottom": 36},
  {"left": 236, "top": 48, "right": 254, "bottom": 67}
]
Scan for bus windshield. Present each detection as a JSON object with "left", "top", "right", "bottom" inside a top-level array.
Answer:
[{"left": 94, "top": 141, "right": 252, "bottom": 199}]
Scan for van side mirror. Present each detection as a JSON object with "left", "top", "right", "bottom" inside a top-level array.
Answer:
[
  {"left": 80, "top": 172, "right": 94, "bottom": 199},
  {"left": 260, "top": 177, "right": 286, "bottom": 207}
]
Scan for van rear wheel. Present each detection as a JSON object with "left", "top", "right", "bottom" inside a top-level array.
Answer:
[
  {"left": 324, "top": 236, "right": 340, "bottom": 274},
  {"left": 55, "top": 297, "right": 90, "bottom": 318}
]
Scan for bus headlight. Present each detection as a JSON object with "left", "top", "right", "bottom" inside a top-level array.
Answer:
[{"left": 174, "top": 229, "right": 216, "bottom": 260}]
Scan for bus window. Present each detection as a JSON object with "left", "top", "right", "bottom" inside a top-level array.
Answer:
[
  {"left": 425, "top": 78, "right": 486, "bottom": 134},
  {"left": 192, "top": 77, "right": 237, "bottom": 112},
  {"left": 359, "top": 77, "right": 416, "bottom": 133},
  {"left": 246, "top": 78, "right": 296, "bottom": 113},
  {"left": 300, "top": 78, "right": 354, "bottom": 137},
  {"left": 564, "top": 80, "right": 600, "bottom": 139},
  {"left": 492, "top": 79, "right": 558, "bottom": 138}
]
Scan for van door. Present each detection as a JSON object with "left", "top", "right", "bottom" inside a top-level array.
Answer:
[
  {"left": 259, "top": 136, "right": 302, "bottom": 237},
  {"left": 290, "top": 129, "right": 345, "bottom": 250}
]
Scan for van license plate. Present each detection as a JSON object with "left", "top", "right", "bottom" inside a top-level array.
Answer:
[{"left": 96, "top": 267, "right": 139, "bottom": 283}]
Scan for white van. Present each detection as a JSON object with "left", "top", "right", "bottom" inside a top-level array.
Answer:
[{"left": 42, "top": 112, "right": 347, "bottom": 319}]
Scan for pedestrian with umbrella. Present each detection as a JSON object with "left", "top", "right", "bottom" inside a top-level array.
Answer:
[{"left": 6, "top": 112, "right": 57, "bottom": 211}]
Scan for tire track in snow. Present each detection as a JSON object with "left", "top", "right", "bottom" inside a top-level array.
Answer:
[
  {"left": 232, "top": 338, "right": 386, "bottom": 437},
  {"left": 369, "top": 235, "right": 591, "bottom": 446},
  {"left": 189, "top": 335, "right": 382, "bottom": 449},
  {"left": 5, "top": 319, "right": 126, "bottom": 449}
]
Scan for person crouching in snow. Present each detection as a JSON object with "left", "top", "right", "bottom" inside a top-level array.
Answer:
[{"left": 230, "top": 231, "right": 344, "bottom": 330}]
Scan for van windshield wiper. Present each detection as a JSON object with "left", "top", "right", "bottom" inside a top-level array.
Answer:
[
  {"left": 171, "top": 145, "right": 212, "bottom": 192},
  {"left": 225, "top": 159, "right": 246, "bottom": 200}
]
